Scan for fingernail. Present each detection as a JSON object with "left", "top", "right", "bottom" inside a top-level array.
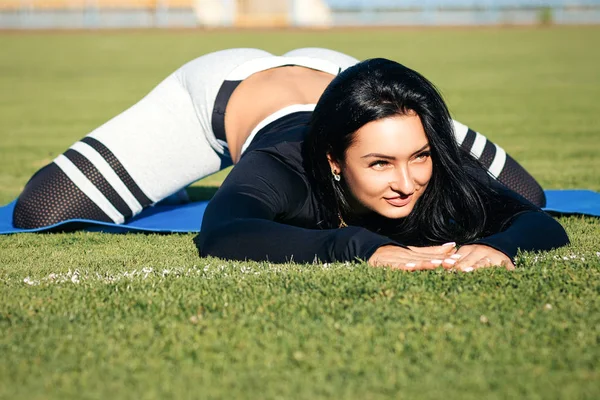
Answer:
[
  {"left": 444, "top": 258, "right": 456, "bottom": 265},
  {"left": 451, "top": 254, "right": 462, "bottom": 259},
  {"left": 431, "top": 259, "right": 443, "bottom": 265},
  {"left": 442, "top": 242, "right": 456, "bottom": 247},
  {"left": 462, "top": 266, "right": 474, "bottom": 272},
  {"left": 405, "top": 263, "right": 416, "bottom": 268}
]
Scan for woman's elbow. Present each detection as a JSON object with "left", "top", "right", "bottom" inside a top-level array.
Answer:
[
  {"left": 193, "top": 230, "right": 216, "bottom": 258},
  {"left": 550, "top": 218, "right": 570, "bottom": 249}
]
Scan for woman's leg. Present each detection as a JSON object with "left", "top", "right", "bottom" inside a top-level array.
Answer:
[
  {"left": 13, "top": 48, "right": 273, "bottom": 229},
  {"left": 451, "top": 120, "right": 546, "bottom": 207}
]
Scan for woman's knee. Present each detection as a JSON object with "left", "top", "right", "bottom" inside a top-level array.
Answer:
[{"left": 13, "top": 163, "right": 113, "bottom": 229}]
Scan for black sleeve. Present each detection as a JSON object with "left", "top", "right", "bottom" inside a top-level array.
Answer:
[
  {"left": 195, "top": 151, "right": 399, "bottom": 263},
  {"left": 466, "top": 168, "right": 569, "bottom": 259},
  {"left": 471, "top": 210, "right": 569, "bottom": 260}
]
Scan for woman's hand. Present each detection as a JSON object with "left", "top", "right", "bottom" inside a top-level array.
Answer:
[
  {"left": 368, "top": 243, "right": 514, "bottom": 272},
  {"left": 368, "top": 243, "right": 458, "bottom": 270},
  {"left": 443, "top": 244, "right": 514, "bottom": 272}
]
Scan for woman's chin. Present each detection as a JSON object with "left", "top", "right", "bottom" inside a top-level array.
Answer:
[{"left": 376, "top": 204, "right": 415, "bottom": 220}]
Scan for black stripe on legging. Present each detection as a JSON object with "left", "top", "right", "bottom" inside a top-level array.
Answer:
[
  {"left": 478, "top": 140, "right": 497, "bottom": 170},
  {"left": 460, "top": 129, "right": 477, "bottom": 152},
  {"left": 80, "top": 137, "right": 152, "bottom": 207},
  {"left": 63, "top": 149, "right": 133, "bottom": 218}
]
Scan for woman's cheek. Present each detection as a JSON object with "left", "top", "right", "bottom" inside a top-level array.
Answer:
[
  {"left": 365, "top": 170, "right": 392, "bottom": 194},
  {"left": 413, "top": 162, "right": 433, "bottom": 185},
  {"left": 349, "top": 165, "right": 395, "bottom": 194}
]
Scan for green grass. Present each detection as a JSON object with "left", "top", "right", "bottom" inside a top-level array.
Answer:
[{"left": 0, "top": 27, "right": 599, "bottom": 399}]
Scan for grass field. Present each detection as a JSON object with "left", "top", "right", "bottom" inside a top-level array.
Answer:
[{"left": 0, "top": 27, "right": 599, "bottom": 399}]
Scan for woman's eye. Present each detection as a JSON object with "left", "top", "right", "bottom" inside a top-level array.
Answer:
[
  {"left": 415, "top": 151, "right": 431, "bottom": 161},
  {"left": 370, "top": 160, "right": 389, "bottom": 168}
]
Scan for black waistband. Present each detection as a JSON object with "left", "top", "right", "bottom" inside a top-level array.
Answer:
[{"left": 211, "top": 80, "right": 241, "bottom": 144}]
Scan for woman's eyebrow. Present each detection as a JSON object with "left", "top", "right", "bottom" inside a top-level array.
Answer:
[
  {"left": 361, "top": 143, "right": 430, "bottom": 160},
  {"left": 411, "top": 143, "right": 430, "bottom": 155},
  {"left": 361, "top": 153, "right": 396, "bottom": 160}
]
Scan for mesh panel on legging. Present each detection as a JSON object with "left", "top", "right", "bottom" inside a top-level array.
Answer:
[
  {"left": 459, "top": 131, "right": 546, "bottom": 208},
  {"left": 13, "top": 163, "right": 112, "bottom": 229},
  {"left": 497, "top": 155, "right": 546, "bottom": 207}
]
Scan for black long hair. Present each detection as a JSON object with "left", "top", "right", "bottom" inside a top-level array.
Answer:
[{"left": 304, "top": 58, "right": 521, "bottom": 245}]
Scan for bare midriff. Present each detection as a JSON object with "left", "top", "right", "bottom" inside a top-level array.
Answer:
[{"left": 224, "top": 66, "right": 335, "bottom": 163}]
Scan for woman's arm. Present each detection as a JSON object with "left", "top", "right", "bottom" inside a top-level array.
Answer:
[
  {"left": 458, "top": 169, "right": 570, "bottom": 265},
  {"left": 195, "top": 150, "right": 399, "bottom": 263},
  {"left": 467, "top": 209, "right": 569, "bottom": 260},
  {"left": 442, "top": 208, "right": 569, "bottom": 272}
]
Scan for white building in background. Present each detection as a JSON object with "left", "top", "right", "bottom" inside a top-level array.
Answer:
[
  {"left": 193, "top": 0, "right": 235, "bottom": 27},
  {"left": 292, "top": 0, "right": 332, "bottom": 27},
  {"left": 193, "top": 0, "right": 332, "bottom": 28}
]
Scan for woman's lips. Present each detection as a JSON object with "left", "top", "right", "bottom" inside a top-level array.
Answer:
[{"left": 384, "top": 195, "right": 412, "bottom": 207}]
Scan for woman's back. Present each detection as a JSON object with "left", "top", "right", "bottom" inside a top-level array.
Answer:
[{"left": 224, "top": 66, "right": 335, "bottom": 163}]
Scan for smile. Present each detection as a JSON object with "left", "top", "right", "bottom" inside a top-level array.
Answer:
[{"left": 384, "top": 195, "right": 412, "bottom": 207}]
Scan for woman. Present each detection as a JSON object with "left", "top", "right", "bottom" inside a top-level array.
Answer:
[
  {"left": 196, "top": 58, "right": 569, "bottom": 271},
  {"left": 13, "top": 48, "right": 545, "bottom": 232}
]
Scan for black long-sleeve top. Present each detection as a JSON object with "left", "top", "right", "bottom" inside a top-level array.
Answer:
[{"left": 195, "top": 112, "right": 569, "bottom": 263}]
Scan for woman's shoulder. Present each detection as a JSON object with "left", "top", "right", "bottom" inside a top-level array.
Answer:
[
  {"left": 242, "top": 112, "right": 311, "bottom": 169},
  {"left": 241, "top": 127, "right": 308, "bottom": 177},
  {"left": 212, "top": 138, "right": 322, "bottom": 228},
  {"left": 228, "top": 138, "right": 309, "bottom": 195}
]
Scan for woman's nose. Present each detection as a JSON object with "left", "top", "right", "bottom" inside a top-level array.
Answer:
[{"left": 389, "top": 166, "right": 415, "bottom": 195}]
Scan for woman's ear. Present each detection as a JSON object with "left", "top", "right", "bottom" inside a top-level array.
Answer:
[{"left": 326, "top": 153, "right": 341, "bottom": 174}]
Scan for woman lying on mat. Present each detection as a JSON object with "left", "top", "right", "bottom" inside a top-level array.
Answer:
[
  {"left": 196, "top": 58, "right": 569, "bottom": 271},
  {"left": 14, "top": 47, "right": 544, "bottom": 232},
  {"left": 13, "top": 48, "right": 562, "bottom": 270}
]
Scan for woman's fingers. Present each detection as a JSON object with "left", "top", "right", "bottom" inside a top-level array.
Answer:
[
  {"left": 371, "top": 256, "right": 438, "bottom": 270},
  {"left": 408, "top": 242, "right": 457, "bottom": 255},
  {"left": 370, "top": 254, "right": 447, "bottom": 270},
  {"left": 441, "top": 253, "right": 464, "bottom": 269},
  {"left": 472, "top": 257, "right": 494, "bottom": 271},
  {"left": 395, "top": 259, "right": 443, "bottom": 271},
  {"left": 369, "top": 245, "right": 457, "bottom": 268},
  {"left": 452, "top": 249, "right": 513, "bottom": 272},
  {"left": 453, "top": 251, "right": 482, "bottom": 271}
]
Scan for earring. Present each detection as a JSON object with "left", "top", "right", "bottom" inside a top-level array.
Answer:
[{"left": 332, "top": 170, "right": 341, "bottom": 182}]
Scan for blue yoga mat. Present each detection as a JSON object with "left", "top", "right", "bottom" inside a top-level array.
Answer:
[
  {"left": 542, "top": 189, "right": 600, "bottom": 217},
  {"left": 0, "top": 199, "right": 209, "bottom": 234},
  {"left": 1, "top": 189, "right": 598, "bottom": 235}
]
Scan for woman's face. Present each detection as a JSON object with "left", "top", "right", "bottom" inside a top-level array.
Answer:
[{"left": 329, "top": 113, "right": 433, "bottom": 219}]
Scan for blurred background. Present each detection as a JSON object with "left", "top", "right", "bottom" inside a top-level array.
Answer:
[{"left": 1, "top": 0, "right": 600, "bottom": 29}]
